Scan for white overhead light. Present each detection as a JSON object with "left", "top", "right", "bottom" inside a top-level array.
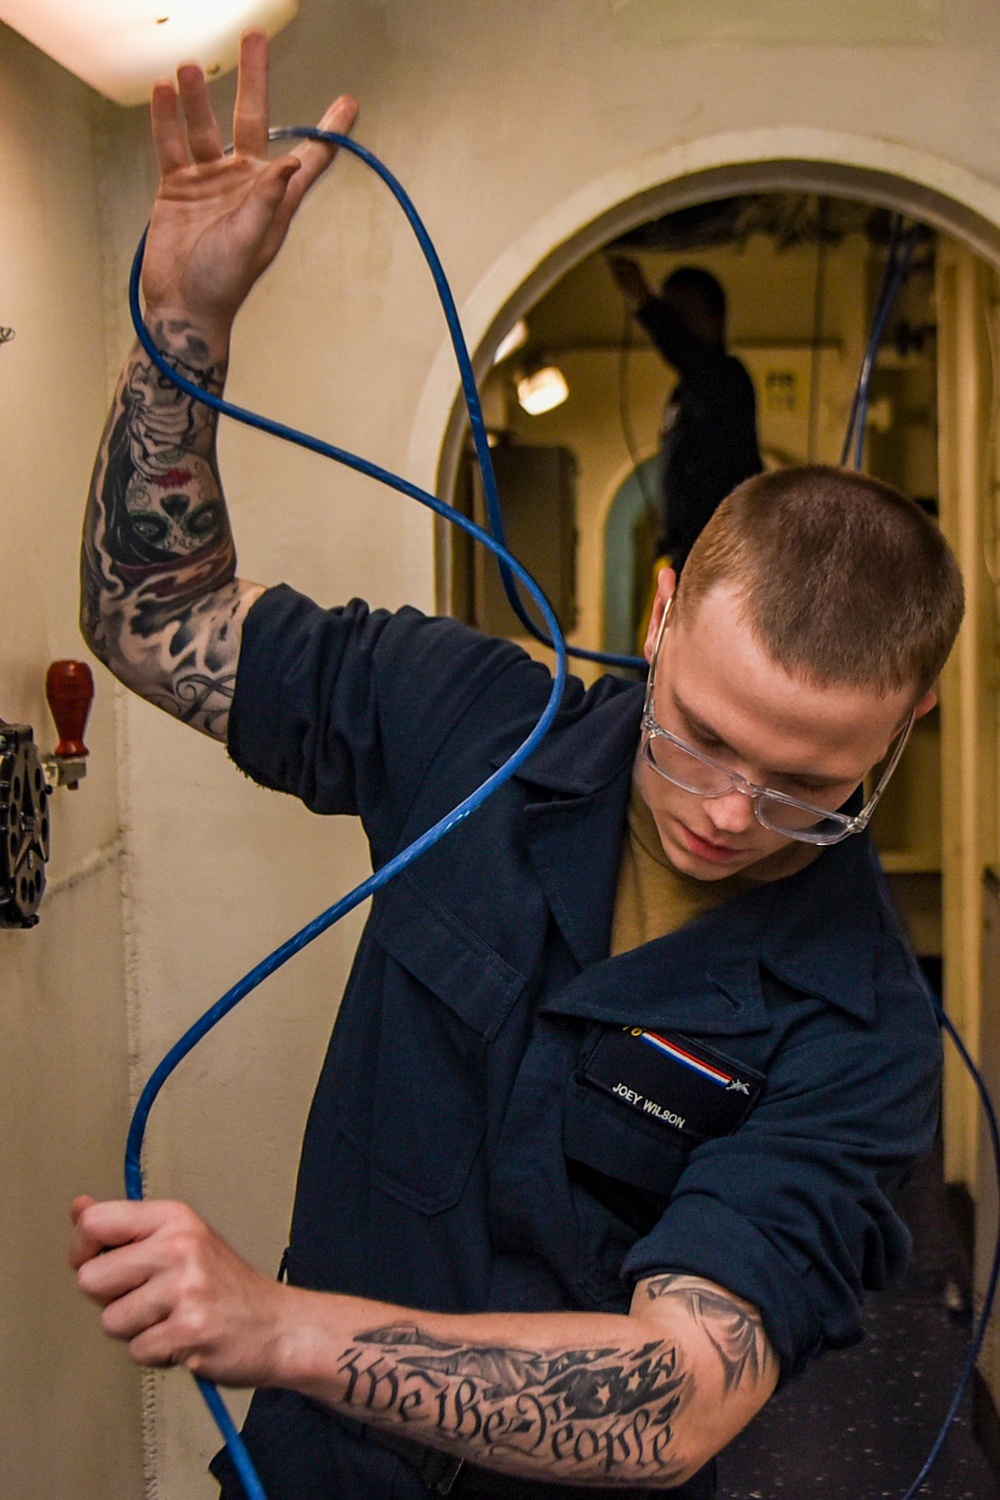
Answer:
[
  {"left": 492, "top": 318, "right": 529, "bottom": 366},
  {"left": 516, "top": 361, "right": 569, "bottom": 416},
  {"left": 0, "top": 0, "right": 298, "bottom": 108}
]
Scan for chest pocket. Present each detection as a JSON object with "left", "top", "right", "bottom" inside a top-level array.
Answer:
[
  {"left": 348, "top": 877, "right": 528, "bottom": 1215},
  {"left": 563, "top": 1067, "right": 692, "bottom": 1305},
  {"left": 563, "top": 1025, "right": 764, "bottom": 1305}
]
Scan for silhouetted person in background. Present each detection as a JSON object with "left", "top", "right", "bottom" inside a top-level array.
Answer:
[{"left": 610, "top": 258, "right": 763, "bottom": 574}]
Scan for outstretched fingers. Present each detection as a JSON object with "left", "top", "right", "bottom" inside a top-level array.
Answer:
[
  {"left": 177, "top": 62, "right": 225, "bottom": 162},
  {"left": 142, "top": 30, "right": 359, "bottom": 330},
  {"left": 232, "top": 27, "right": 270, "bottom": 160},
  {"left": 281, "top": 93, "right": 360, "bottom": 218},
  {"left": 150, "top": 79, "right": 191, "bottom": 176},
  {"left": 233, "top": 27, "right": 358, "bottom": 198},
  {"left": 150, "top": 60, "right": 226, "bottom": 178}
]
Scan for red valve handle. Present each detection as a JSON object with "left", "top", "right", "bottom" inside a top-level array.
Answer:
[{"left": 45, "top": 661, "right": 95, "bottom": 759}]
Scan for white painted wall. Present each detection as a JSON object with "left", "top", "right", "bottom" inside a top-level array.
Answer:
[
  {"left": 0, "top": 24, "right": 143, "bottom": 1500},
  {"left": 8, "top": 0, "right": 1000, "bottom": 1493}
]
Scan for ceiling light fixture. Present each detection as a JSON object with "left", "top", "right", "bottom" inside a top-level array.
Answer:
[
  {"left": 516, "top": 358, "right": 569, "bottom": 416},
  {"left": 0, "top": 0, "right": 298, "bottom": 107}
]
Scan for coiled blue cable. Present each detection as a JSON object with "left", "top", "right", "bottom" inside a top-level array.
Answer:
[
  {"left": 125, "top": 126, "right": 578, "bottom": 1500},
  {"left": 124, "top": 131, "right": 999, "bottom": 1500},
  {"left": 272, "top": 127, "right": 644, "bottom": 672}
]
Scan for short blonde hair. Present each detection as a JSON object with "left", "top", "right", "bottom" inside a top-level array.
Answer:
[{"left": 676, "top": 465, "right": 964, "bottom": 700}]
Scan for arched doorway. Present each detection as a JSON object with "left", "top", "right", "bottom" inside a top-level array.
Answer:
[
  {"left": 426, "top": 138, "right": 1000, "bottom": 521},
  {"left": 419, "top": 151, "right": 1000, "bottom": 1425}
]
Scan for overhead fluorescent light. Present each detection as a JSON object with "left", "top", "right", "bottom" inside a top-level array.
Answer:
[
  {"left": 0, "top": 0, "right": 298, "bottom": 108},
  {"left": 517, "top": 362, "right": 569, "bottom": 416}
]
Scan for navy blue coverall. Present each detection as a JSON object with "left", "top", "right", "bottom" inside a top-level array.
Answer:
[{"left": 212, "top": 585, "right": 941, "bottom": 1500}]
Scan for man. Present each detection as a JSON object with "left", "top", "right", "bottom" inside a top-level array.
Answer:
[
  {"left": 609, "top": 256, "right": 763, "bottom": 574},
  {"left": 71, "top": 33, "right": 963, "bottom": 1500}
]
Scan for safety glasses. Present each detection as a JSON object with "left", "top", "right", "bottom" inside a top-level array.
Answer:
[{"left": 641, "top": 600, "right": 915, "bottom": 846}]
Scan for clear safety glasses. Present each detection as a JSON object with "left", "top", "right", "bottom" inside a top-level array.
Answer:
[{"left": 641, "top": 599, "right": 915, "bottom": 846}]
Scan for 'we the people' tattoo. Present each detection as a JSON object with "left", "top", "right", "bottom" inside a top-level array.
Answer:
[
  {"left": 337, "top": 1322, "right": 691, "bottom": 1484},
  {"left": 642, "top": 1274, "right": 773, "bottom": 1394},
  {"left": 82, "top": 322, "right": 245, "bottom": 735}
]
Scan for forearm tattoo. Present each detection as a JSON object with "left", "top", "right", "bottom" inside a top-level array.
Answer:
[
  {"left": 82, "top": 321, "right": 244, "bottom": 736},
  {"left": 642, "top": 1274, "right": 774, "bottom": 1394},
  {"left": 334, "top": 1281, "right": 774, "bottom": 1484},
  {"left": 338, "top": 1323, "right": 691, "bottom": 1486}
]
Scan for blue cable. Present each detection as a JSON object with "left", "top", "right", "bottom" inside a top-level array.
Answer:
[
  {"left": 269, "top": 127, "right": 645, "bottom": 672},
  {"left": 197, "top": 1377, "right": 268, "bottom": 1500},
  {"left": 852, "top": 229, "right": 920, "bottom": 470},
  {"left": 126, "top": 126, "right": 575, "bottom": 1500},
  {"left": 841, "top": 219, "right": 921, "bottom": 470},
  {"left": 840, "top": 217, "right": 903, "bottom": 467},
  {"left": 123, "top": 129, "right": 1000, "bottom": 1500},
  {"left": 900, "top": 1001, "right": 1000, "bottom": 1500}
]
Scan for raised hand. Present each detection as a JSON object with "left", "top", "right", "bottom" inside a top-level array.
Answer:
[
  {"left": 143, "top": 28, "right": 358, "bottom": 337},
  {"left": 607, "top": 253, "right": 652, "bottom": 307},
  {"left": 80, "top": 29, "right": 357, "bottom": 739}
]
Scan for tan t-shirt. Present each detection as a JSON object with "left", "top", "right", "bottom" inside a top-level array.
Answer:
[{"left": 610, "top": 779, "right": 756, "bottom": 955}]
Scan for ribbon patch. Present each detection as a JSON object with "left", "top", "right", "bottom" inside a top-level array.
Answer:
[{"left": 581, "top": 1027, "right": 765, "bottom": 1140}]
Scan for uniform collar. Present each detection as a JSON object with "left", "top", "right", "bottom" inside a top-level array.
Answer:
[
  {"left": 509, "top": 683, "right": 644, "bottom": 967},
  {"left": 502, "top": 682, "right": 880, "bottom": 1023},
  {"left": 758, "top": 832, "right": 879, "bottom": 1019},
  {"left": 541, "top": 836, "right": 880, "bottom": 1031},
  {"left": 498, "top": 677, "right": 644, "bottom": 796}
]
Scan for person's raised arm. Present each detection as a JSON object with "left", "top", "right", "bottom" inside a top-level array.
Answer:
[
  {"left": 608, "top": 252, "right": 654, "bottom": 310},
  {"left": 81, "top": 31, "right": 357, "bottom": 741},
  {"left": 70, "top": 1196, "right": 778, "bottom": 1487}
]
